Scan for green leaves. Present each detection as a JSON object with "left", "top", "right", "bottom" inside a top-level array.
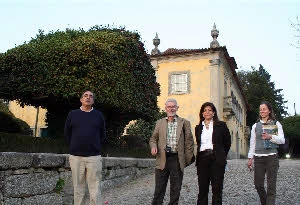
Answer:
[
  {"left": 55, "top": 178, "right": 65, "bottom": 194},
  {"left": 282, "top": 116, "right": 300, "bottom": 140},
  {"left": 0, "top": 25, "right": 160, "bottom": 138},
  {"left": 0, "top": 25, "right": 159, "bottom": 115},
  {"left": 237, "top": 64, "right": 287, "bottom": 126}
]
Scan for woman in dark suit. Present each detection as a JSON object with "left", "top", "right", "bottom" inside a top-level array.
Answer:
[{"left": 195, "top": 102, "right": 231, "bottom": 205}]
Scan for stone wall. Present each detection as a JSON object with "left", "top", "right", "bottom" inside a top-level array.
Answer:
[{"left": 0, "top": 152, "right": 155, "bottom": 205}]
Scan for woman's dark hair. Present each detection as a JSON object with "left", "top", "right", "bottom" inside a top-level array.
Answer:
[
  {"left": 259, "top": 101, "right": 276, "bottom": 121},
  {"left": 199, "top": 102, "right": 219, "bottom": 125}
]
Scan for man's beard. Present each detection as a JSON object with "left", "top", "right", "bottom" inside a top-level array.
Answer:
[{"left": 167, "top": 112, "right": 176, "bottom": 117}]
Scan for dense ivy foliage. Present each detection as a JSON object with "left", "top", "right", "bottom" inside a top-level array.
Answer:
[{"left": 0, "top": 26, "right": 160, "bottom": 140}]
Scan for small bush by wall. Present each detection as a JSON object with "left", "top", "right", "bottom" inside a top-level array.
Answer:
[
  {"left": 0, "top": 132, "right": 69, "bottom": 154},
  {"left": 0, "top": 112, "right": 31, "bottom": 135},
  {"left": 0, "top": 132, "right": 153, "bottom": 158}
]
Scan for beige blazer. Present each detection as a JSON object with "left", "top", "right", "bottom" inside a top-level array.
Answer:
[{"left": 149, "top": 116, "right": 194, "bottom": 171}]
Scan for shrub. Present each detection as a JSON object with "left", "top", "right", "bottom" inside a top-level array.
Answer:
[
  {"left": 0, "top": 111, "right": 31, "bottom": 135},
  {"left": 122, "top": 134, "right": 147, "bottom": 149},
  {"left": 126, "top": 119, "right": 155, "bottom": 144},
  {"left": 101, "top": 144, "right": 152, "bottom": 158},
  {"left": 0, "top": 132, "right": 69, "bottom": 153},
  {"left": 0, "top": 132, "right": 153, "bottom": 158},
  {"left": 126, "top": 110, "right": 167, "bottom": 144}
]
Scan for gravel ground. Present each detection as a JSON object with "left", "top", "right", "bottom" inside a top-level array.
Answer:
[{"left": 103, "top": 159, "right": 300, "bottom": 205}]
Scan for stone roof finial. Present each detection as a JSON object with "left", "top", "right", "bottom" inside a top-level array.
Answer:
[
  {"left": 210, "top": 23, "right": 220, "bottom": 48},
  {"left": 151, "top": 33, "right": 161, "bottom": 55}
]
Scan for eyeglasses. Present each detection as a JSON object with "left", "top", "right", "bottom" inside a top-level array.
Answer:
[{"left": 166, "top": 106, "right": 177, "bottom": 109}]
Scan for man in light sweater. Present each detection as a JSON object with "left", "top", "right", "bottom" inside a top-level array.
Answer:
[{"left": 64, "top": 90, "right": 106, "bottom": 205}]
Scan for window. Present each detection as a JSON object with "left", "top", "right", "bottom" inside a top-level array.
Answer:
[
  {"left": 171, "top": 74, "right": 187, "bottom": 92},
  {"left": 169, "top": 71, "right": 190, "bottom": 95},
  {"left": 40, "top": 128, "right": 48, "bottom": 138}
]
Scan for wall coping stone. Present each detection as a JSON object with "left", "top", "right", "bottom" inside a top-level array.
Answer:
[{"left": 0, "top": 152, "right": 155, "bottom": 204}]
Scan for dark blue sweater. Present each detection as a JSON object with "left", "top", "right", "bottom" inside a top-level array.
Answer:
[{"left": 64, "top": 109, "right": 106, "bottom": 157}]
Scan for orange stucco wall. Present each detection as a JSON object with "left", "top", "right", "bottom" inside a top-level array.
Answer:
[
  {"left": 156, "top": 58, "right": 211, "bottom": 133},
  {"left": 9, "top": 101, "right": 47, "bottom": 137}
]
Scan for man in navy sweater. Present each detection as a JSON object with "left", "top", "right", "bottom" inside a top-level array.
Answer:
[{"left": 64, "top": 90, "right": 106, "bottom": 205}]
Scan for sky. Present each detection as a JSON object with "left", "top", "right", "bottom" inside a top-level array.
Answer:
[{"left": 1, "top": 0, "right": 299, "bottom": 115}]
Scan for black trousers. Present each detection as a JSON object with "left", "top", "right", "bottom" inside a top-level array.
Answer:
[
  {"left": 196, "top": 151, "right": 225, "bottom": 205},
  {"left": 152, "top": 154, "right": 183, "bottom": 205}
]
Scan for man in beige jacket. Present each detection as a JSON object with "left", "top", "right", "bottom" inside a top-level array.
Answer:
[{"left": 149, "top": 98, "right": 194, "bottom": 205}]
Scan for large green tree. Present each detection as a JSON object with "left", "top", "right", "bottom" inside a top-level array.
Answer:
[
  {"left": 237, "top": 64, "right": 287, "bottom": 126},
  {"left": 0, "top": 26, "right": 160, "bottom": 142},
  {"left": 281, "top": 115, "right": 300, "bottom": 155}
]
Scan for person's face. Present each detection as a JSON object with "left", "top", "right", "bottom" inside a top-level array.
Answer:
[
  {"left": 80, "top": 91, "right": 94, "bottom": 107},
  {"left": 202, "top": 106, "right": 215, "bottom": 121},
  {"left": 165, "top": 101, "right": 178, "bottom": 117},
  {"left": 259, "top": 104, "right": 270, "bottom": 119}
]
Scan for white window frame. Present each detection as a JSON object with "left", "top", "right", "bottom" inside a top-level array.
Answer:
[{"left": 168, "top": 71, "right": 190, "bottom": 95}]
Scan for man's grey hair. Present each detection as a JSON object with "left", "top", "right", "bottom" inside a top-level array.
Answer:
[
  {"left": 165, "top": 98, "right": 178, "bottom": 106},
  {"left": 81, "top": 90, "right": 95, "bottom": 99}
]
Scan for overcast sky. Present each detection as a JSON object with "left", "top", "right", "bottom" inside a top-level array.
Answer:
[{"left": 1, "top": 0, "right": 299, "bottom": 115}]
